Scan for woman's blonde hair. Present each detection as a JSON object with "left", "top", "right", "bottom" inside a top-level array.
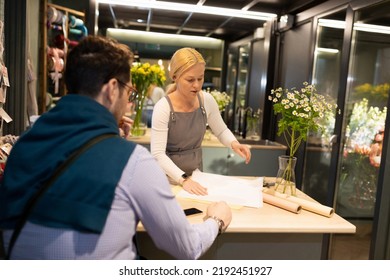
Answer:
[{"left": 166, "top": 48, "right": 205, "bottom": 94}]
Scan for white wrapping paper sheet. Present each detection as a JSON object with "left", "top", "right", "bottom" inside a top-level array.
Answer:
[{"left": 176, "top": 170, "right": 263, "bottom": 208}]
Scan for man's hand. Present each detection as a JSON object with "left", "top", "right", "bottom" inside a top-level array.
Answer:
[
  {"left": 206, "top": 201, "right": 232, "bottom": 233},
  {"left": 119, "top": 115, "right": 133, "bottom": 138}
]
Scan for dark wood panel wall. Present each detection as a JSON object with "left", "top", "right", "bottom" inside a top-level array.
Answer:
[{"left": 3, "top": 0, "right": 27, "bottom": 136}]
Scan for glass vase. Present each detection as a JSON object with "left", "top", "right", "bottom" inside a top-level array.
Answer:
[
  {"left": 131, "top": 88, "right": 147, "bottom": 136},
  {"left": 275, "top": 155, "right": 297, "bottom": 196}
]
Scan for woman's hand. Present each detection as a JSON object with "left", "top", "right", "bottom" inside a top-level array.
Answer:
[
  {"left": 119, "top": 115, "right": 133, "bottom": 138},
  {"left": 231, "top": 140, "right": 251, "bottom": 164},
  {"left": 182, "top": 178, "right": 208, "bottom": 196}
]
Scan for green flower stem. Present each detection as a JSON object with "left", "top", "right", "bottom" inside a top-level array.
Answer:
[
  {"left": 276, "top": 156, "right": 296, "bottom": 195},
  {"left": 284, "top": 128, "right": 302, "bottom": 157},
  {"left": 279, "top": 128, "right": 300, "bottom": 196},
  {"left": 131, "top": 87, "right": 147, "bottom": 136},
  {"left": 281, "top": 159, "right": 295, "bottom": 195}
]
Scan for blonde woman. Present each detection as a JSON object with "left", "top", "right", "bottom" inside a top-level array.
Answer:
[{"left": 151, "top": 48, "right": 251, "bottom": 195}]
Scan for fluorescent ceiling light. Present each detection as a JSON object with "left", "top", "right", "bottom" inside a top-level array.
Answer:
[
  {"left": 318, "top": 19, "right": 345, "bottom": 29},
  {"left": 354, "top": 22, "right": 390, "bottom": 35},
  {"left": 106, "top": 28, "right": 224, "bottom": 49},
  {"left": 319, "top": 19, "right": 390, "bottom": 35},
  {"left": 98, "top": 0, "right": 277, "bottom": 21},
  {"left": 316, "top": 47, "right": 339, "bottom": 54}
]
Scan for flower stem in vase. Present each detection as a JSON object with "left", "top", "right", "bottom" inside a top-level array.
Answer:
[
  {"left": 275, "top": 155, "right": 297, "bottom": 196},
  {"left": 131, "top": 88, "right": 146, "bottom": 136}
]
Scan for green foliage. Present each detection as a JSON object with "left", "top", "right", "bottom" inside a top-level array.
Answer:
[{"left": 269, "top": 82, "right": 338, "bottom": 156}]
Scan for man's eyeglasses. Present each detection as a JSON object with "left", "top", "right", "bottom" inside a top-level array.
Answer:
[{"left": 117, "top": 80, "right": 138, "bottom": 103}]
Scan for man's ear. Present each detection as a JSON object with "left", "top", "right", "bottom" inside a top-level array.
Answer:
[{"left": 102, "top": 78, "right": 118, "bottom": 105}]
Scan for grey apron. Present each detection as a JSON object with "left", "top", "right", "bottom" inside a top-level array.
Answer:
[{"left": 165, "top": 93, "right": 207, "bottom": 176}]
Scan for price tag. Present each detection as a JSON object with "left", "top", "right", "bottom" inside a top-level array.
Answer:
[
  {"left": 0, "top": 86, "right": 6, "bottom": 103},
  {"left": 0, "top": 107, "right": 12, "bottom": 123},
  {"left": 2, "top": 66, "right": 10, "bottom": 87}
]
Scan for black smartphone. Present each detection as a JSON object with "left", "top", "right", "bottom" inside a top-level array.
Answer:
[{"left": 184, "top": 207, "right": 203, "bottom": 216}]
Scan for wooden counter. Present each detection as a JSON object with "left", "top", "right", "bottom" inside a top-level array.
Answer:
[
  {"left": 131, "top": 131, "right": 354, "bottom": 259},
  {"left": 137, "top": 183, "right": 356, "bottom": 260},
  {"left": 174, "top": 187, "right": 355, "bottom": 234}
]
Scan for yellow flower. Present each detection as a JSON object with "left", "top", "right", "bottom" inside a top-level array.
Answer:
[
  {"left": 131, "top": 62, "right": 166, "bottom": 91},
  {"left": 130, "top": 62, "right": 167, "bottom": 135}
]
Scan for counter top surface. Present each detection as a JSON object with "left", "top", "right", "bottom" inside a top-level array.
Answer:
[
  {"left": 128, "top": 129, "right": 287, "bottom": 150},
  {"left": 176, "top": 188, "right": 355, "bottom": 234},
  {"left": 138, "top": 178, "right": 356, "bottom": 234}
]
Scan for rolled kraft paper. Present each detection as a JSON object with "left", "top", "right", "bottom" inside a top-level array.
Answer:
[
  {"left": 274, "top": 192, "right": 334, "bottom": 217},
  {"left": 262, "top": 192, "right": 301, "bottom": 214}
]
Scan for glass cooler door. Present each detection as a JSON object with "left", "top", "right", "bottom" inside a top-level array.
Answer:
[
  {"left": 233, "top": 44, "right": 250, "bottom": 136},
  {"left": 303, "top": 2, "right": 390, "bottom": 259}
]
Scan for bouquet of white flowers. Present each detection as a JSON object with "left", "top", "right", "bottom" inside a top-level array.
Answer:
[{"left": 209, "top": 89, "right": 230, "bottom": 112}]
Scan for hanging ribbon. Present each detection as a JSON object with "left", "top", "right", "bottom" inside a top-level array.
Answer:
[
  {"left": 69, "top": 15, "right": 88, "bottom": 38},
  {"left": 62, "top": 14, "right": 68, "bottom": 56},
  {"left": 47, "top": 47, "right": 64, "bottom": 94}
]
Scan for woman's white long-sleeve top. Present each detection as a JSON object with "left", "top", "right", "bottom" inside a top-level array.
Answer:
[{"left": 151, "top": 91, "right": 237, "bottom": 183}]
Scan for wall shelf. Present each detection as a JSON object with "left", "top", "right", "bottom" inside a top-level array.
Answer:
[{"left": 38, "top": 1, "right": 86, "bottom": 114}]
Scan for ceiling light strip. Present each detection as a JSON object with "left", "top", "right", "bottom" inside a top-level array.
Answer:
[
  {"left": 318, "top": 19, "right": 390, "bottom": 35},
  {"left": 107, "top": 28, "right": 224, "bottom": 49},
  {"left": 318, "top": 19, "right": 345, "bottom": 29},
  {"left": 354, "top": 22, "right": 390, "bottom": 35},
  {"left": 316, "top": 47, "right": 339, "bottom": 54},
  {"left": 97, "top": 0, "right": 277, "bottom": 21}
]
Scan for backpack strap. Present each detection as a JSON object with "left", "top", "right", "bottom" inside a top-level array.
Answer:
[{"left": 5, "top": 133, "right": 117, "bottom": 260}]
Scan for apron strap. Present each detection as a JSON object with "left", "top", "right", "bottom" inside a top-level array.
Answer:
[
  {"left": 165, "top": 96, "right": 176, "bottom": 122},
  {"left": 166, "top": 92, "right": 207, "bottom": 127},
  {"left": 197, "top": 92, "right": 207, "bottom": 125}
]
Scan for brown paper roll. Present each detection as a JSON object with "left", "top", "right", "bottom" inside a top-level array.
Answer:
[
  {"left": 274, "top": 192, "right": 334, "bottom": 217},
  {"left": 262, "top": 192, "right": 302, "bottom": 214}
]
